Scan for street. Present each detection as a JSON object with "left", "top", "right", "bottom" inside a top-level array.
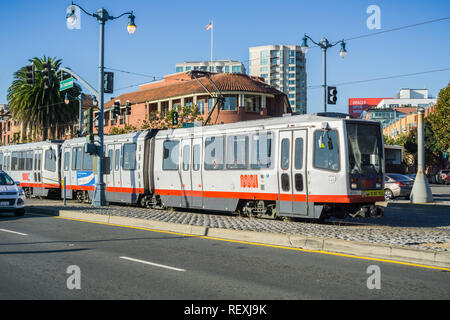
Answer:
[{"left": 0, "top": 211, "right": 448, "bottom": 301}]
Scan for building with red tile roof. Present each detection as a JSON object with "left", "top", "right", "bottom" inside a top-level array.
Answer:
[{"left": 98, "top": 72, "right": 291, "bottom": 133}]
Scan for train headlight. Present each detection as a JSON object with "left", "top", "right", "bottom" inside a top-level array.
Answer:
[{"left": 350, "top": 178, "right": 358, "bottom": 189}]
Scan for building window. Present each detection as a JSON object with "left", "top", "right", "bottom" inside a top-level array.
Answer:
[
  {"left": 260, "top": 51, "right": 268, "bottom": 65},
  {"left": 232, "top": 66, "right": 242, "bottom": 73},
  {"left": 176, "top": 66, "right": 184, "bottom": 73},
  {"left": 225, "top": 66, "right": 230, "bottom": 73},
  {"left": 244, "top": 95, "right": 261, "bottom": 112},
  {"left": 223, "top": 96, "right": 237, "bottom": 111}
]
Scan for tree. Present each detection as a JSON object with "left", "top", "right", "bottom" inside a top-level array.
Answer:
[
  {"left": 429, "top": 82, "right": 450, "bottom": 152},
  {"left": 7, "top": 56, "right": 81, "bottom": 141},
  {"left": 402, "top": 117, "right": 443, "bottom": 171}
]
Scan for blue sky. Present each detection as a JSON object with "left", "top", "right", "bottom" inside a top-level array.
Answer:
[{"left": 1, "top": 0, "right": 449, "bottom": 114}]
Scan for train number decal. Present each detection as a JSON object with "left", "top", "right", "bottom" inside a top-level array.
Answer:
[{"left": 240, "top": 174, "right": 258, "bottom": 188}]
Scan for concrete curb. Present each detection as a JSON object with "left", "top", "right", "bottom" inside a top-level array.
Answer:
[{"left": 28, "top": 207, "right": 450, "bottom": 270}]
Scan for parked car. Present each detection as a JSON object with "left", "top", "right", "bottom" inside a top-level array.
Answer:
[
  {"left": 405, "top": 173, "right": 416, "bottom": 181},
  {"left": 384, "top": 173, "right": 414, "bottom": 201},
  {"left": 0, "top": 170, "right": 26, "bottom": 216},
  {"left": 437, "top": 169, "right": 450, "bottom": 184}
]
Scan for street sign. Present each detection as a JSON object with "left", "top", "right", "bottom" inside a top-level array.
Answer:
[
  {"left": 60, "top": 77, "right": 74, "bottom": 91},
  {"left": 182, "top": 122, "right": 194, "bottom": 128}
]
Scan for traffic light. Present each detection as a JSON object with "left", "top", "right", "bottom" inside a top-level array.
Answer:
[
  {"left": 25, "top": 63, "right": 35, "bottom": 85},
  {"left": 125, "top": 100, "right": 131, "bottom": 115},
  {"left": 42, "top": 61, "right": 53, "bottom": 89},
  {"left": 104, "top": 72, "right": 114, "bottom": 94},
  {"left": 83, "top": 108, "right": 94, "bottom": 139},
  {"left": 113, "top": 100, "right": 121, "bottom": 118},
  {"left": 172, "top": 111, "right": 178, "bottom": 126},
  {"left": 327, "top": 86, "right": 337, "bottom": 105}
]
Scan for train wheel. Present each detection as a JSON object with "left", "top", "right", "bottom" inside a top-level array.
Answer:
[{"left": 76, "top": 191, "right": 83, "bottom": 203}]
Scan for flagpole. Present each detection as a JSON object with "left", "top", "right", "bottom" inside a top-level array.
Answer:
[{"left": 210, "top": 20, "right": 213, "bottom": 72}]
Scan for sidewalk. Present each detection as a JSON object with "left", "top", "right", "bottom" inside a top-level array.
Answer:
[{"left": 22, "top": 198, "right": 450, "bottom": 269}]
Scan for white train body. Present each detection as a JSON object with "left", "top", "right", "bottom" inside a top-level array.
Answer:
[
  {"left": 0, "top": 114, "right": 385, "bottom": 219},
  {"left": 0, "top": 141, "right": 62, "bottom": 197}
]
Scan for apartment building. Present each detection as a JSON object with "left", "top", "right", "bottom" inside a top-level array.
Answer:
[{"left": 249, "top": 45, "right": 307, "bottom": 114}]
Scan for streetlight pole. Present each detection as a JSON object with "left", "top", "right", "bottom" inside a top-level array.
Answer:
[
  {"left": 301, "top": 35, "right": 347, "bottom": 113},
  {"left": 66, "top": 3, "right": 136, "bottom": 206}
]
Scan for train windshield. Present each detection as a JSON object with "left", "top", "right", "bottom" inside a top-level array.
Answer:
[{"left": 346, "top": 123, "right": 383, "bottom": 174}]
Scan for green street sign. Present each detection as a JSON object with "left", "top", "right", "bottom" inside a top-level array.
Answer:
[
  {"left": 59, "top": 77, "right": 74, "bottom": 91},
  {"left": 182, "top": 122, "right": 194, "bottom": 128}
]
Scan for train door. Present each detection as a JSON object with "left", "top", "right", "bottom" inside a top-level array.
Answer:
[
  {"left": 105, "top": 144, "right": 115, "bottom": 201},
  {"left": 278, "top": 130, "right": 308, "bottom": 216},
  {"left": 292, "top": 130, "right": 308, "bottom": 216},
  {"left": 191, "top": 138, "right": 203, "bottom": 208},
  {"left": 33, "top": 149, "right": 42, "bottom": 189},
  {"left": 180, "top": 138, "right": 192, "bottom": 208},
  {"left": 62, "top": 147, "right": 71, "bottom": 196},
  {"left": 113, "top": 144, "right": 122, "bottom": 195}
]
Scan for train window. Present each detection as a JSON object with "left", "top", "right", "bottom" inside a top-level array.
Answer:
[
  {"left": 26, "top": 151, "right": 33, "bottom": 170},
  {"left": 37, "top": 153, "right": 41, "bottom": 171},
  {"left": 72, "top": 147, "right": 82, "bottom": 170},
  {"left": 281, "top": 138, "right": 290, "bottom": 170},
  {"left": 108, "top": 149, "right": 113, "bottom": 173},
  {"left": 115, "top": 149, "right": 120, "bottom": 171},
  {"left": 82, "top": 151, "right": 93, "bottom": 170},
  {"left": 281, "top": 173, "right": 290, "bottom": 191},
  {"left": 314, "top": 130, "right": 340, "bottom": 171},
  {"left": 0, "top": 152, "right": 3, "bottom": 170},
  {"left": 163, "top": 140, "right": 179, "bottom": 171},
  {"left": 204, "top": 136, "right": 224, "bottom": 170},
  {"left": 18, "top": 152, "right": 25, "bottom": 170},
  {"left": 226, "top": 135, "right": 248, "bottom": 169},
  {"left": 122, "top": 143, "right": 136, "bottom": 170},
  {"left": 183, "top": 145, "right": 190, "bottom": 171},
  {"left": 295, "top": 173, "right": 304, "bottom": 191},
  {"left": 193, "top": 144, "right": 200, "bottom": 171},
  {"left": 251, "top": 132, "right": 272, "bottom": 169},
  {"left": 11, "top": 152, "right": 19, "bottom": 171},
  {"left": 45, "top": 149, "right": 57, "bottom": 172},
  {"left": 64, "top": 150, "right": 70, "bottom": 171},
  {"left": 294, "top": 138, "right": 304, "bottom": 170}
]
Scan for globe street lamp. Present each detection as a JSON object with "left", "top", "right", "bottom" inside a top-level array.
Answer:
[
  {"left": 301, "top": 34, "right": 347, "bottom": 112},
  {"left": 66, "top": 3, "right": 136, "bottom": 206}
]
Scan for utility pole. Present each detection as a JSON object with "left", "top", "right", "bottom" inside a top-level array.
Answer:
[{"left": 410, "top": 107, "right": 434, "bottom": 203}]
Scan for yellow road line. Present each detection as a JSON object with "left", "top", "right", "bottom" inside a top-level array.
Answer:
[{"left": 32, "top": 213, "right": 450, "bottom": 272}]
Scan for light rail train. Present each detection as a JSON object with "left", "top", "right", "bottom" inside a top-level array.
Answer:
[{"left": 0, "top": 114, "right": 385, "bottom": 219}]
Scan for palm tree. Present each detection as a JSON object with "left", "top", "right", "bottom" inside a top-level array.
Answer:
[{"left": 7, "top": 56, "right": 81, "bottom": 141}]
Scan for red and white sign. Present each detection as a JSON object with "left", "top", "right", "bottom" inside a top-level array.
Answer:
[{"left": 348, "top": 98, "right": 391, "bottom": 118}]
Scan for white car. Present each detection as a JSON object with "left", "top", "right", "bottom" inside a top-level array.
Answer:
[{"left": 0, "top": 170, "right": 26, "bottom": 216}]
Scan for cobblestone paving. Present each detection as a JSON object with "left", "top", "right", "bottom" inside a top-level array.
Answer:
[{"left": 25, "top": 198, "right": 450, "bottom": 252}]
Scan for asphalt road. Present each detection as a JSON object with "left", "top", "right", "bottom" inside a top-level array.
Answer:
[{"left": 0, "top": 211, "right": 449, "bottom": 301}]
